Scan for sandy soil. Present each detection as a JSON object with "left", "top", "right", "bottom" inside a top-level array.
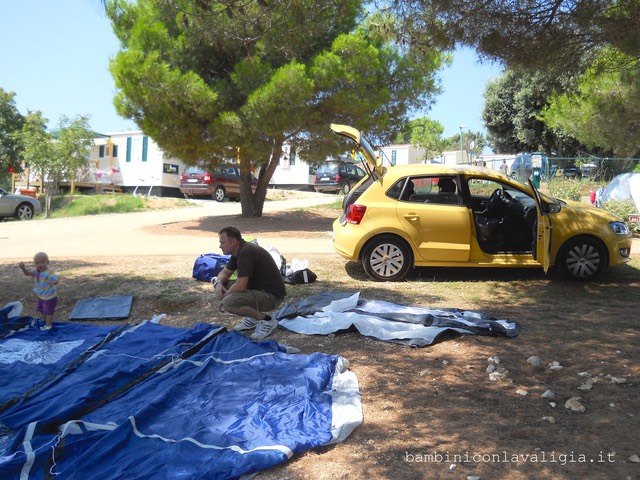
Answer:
[{"left": 1, "top": 201, "right": 639, "bottom": 480}]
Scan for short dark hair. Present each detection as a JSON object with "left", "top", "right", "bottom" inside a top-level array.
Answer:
[{"left": 219, "top": 226, "right": 242, "bottom": 240}]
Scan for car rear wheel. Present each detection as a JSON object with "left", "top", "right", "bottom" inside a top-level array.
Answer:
[
  {"left": 213, "top": 186, "right": 225, "bottom": 202},
  {"left": 556, "top": 236, "right": 607, "bottom": 281},
  {"left": 342, "top": 182, "right": 351, "bottom": 195},
  {"left": 15, "top": 203, "right": 34, "bottom": 220},
  {"left": 361, "top": 235, "right": 412, "bottom": 281}
]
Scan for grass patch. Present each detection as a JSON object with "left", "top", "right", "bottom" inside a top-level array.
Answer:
[{"left": 47, "top": 194, "right": 192, "bottom": 218}]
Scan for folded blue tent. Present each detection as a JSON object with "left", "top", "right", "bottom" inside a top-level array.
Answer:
[{"left": 0, "top": 305, "right": 362, "bottom": 479}]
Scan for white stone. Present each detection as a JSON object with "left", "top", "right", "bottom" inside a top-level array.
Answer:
[
  {"left": 516, "top": 389, "right": 528, "bottom": 396},
  {"left": 578, "top": 378, "right": 595, "bottom": 391},
  {"left": 486, "top": 364, "right": 496, "bottom": 373},
  {"left": 629, "top": 455, "right": 640, "bottom": 463},
  {"left": 541, "top": 389, "right": 555, "bottom": 399},
  {"left": 565, "top": 397, "right": 586, "bottom": 412},
  {"left": 542, "top": 416, "right": 556, "bottom": 424},
  {"left": 489, "top": 371, "right": 508, "bottom": 381},
  {"left": 527, "top": 356, "right": 544, "bottom": 367},
  {"left": 548, "top": 361, "right": 563, "bottom": 371}
]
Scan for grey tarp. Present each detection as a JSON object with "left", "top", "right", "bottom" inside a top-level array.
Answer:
[{"left": 275, "top": 292, "right": 520, "bottom": 347}]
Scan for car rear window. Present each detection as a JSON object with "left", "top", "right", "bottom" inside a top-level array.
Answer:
[
  {"left": 316, "top": 164, "right": 339, "bottom": 176},
  {"left": 184, "top": 166, "right": 207, "bottom": 175}
]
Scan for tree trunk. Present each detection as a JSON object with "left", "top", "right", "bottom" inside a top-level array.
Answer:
[{"left": 239, "top": 137, "right": 285, "bottom": 218}]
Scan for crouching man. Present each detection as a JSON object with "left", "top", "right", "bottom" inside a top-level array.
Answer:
[{"left": 213, "top": 226, "right": 286, "bottom": 340}]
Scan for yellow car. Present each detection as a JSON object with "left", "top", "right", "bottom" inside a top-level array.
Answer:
[{"left": 330, "top": 124, "right": 633, "bottom": 281}]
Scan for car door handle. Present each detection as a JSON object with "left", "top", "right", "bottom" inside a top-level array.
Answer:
[{"left": 403, "top": 213, "right": 419, "bottom": 221}]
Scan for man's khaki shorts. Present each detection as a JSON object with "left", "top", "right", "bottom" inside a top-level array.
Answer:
[{"left": 221, "top": 290, "right": 282, "bottom": 313}]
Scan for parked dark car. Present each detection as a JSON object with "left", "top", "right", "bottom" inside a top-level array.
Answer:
[
  {"left": 509, "top": 153, "right": 549, "bottom": 181},
  {"left": 314, "top": 161, "right": 366, "bottom": 194},
  {"left": 179, "top": 165, "right": 257, "bottom": 202},
  {"left": 0, "top": 188, "right": 42, "bottom": 220},
  {"left": 558, "top": 164, "right": 582, "bottom": 179}
]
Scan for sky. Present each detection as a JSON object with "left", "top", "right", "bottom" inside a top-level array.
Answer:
[{"left": 1, "top": 0, "right": 503, "bottom": 141}]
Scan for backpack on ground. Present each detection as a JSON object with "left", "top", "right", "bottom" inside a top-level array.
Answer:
[{"left": 192, "top": 253, "right": 231, "bottom": 282}]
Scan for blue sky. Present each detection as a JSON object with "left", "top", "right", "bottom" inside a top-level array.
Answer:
[{"left": 1, "top": 0, "right": 502, "bottom": 140}]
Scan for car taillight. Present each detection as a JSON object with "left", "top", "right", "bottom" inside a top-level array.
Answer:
[
  {"left": 345, "top": 204, "right": 367, "bottom": 224},
  {"left": 335, "top": 173, "right": 341, "bottom": 182},
  {"left": 314, "top": 175, "right": 319, "bottom": 182},
  {"left": 203, "top": 174, "right": 211, "bottom": 183},
  {"left": 179, "top": 175, "right": 185, "bottom": 182}
]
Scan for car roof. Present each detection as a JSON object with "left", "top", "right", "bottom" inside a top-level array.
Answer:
[{"left": 381, "top": 163, "right": 500, "bottom": 177}]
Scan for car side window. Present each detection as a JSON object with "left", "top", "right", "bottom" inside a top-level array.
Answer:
[
  {"left": 468, "top": 178, "right": 500, "bottom": 198},
  {"left": 403, "top": 176, "right": 459, "bottom": 205}
]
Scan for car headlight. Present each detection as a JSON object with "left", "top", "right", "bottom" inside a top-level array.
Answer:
[{"left": 609, "top": 221, "right": 630, "bottom": 235}]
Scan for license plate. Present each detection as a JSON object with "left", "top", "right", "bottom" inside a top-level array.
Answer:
[
  {"left": 629, "top": 214, "right": 640, "bottom": 223},
  {"left": 187, "top": 178, "right": 198, "bottom": 183},
  {"left": 320, "top": 177, "right": 329, "bottom": 181}
]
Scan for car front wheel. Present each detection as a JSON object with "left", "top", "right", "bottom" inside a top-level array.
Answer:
[
  {"left": 213, "top": 187, "right": 225, "bottom": 202},
  {"left": 556, "top": 236, "right": 607, "bottom": 281},
  {"left": 361, "top": 235, "right": 412, "bottom": 281},
  {"left": 15, "top": 203, "right": 34, "bottom": 220}
]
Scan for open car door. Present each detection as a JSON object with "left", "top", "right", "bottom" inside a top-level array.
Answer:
[
  {"left": 330, "top": 124, "right": 382, "bottom": 178},
  {"left": 529, "top": 179, "right": 551, "bottom": 272}
]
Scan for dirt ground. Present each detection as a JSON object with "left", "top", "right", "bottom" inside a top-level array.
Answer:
[{"left": 1, "top": 205, "right": 639, "bottom": 480}]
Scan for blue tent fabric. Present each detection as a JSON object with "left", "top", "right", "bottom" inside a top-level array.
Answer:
[
  {"left": 0, "top": 307, "right": 362, "bottom": 479},
  {"left": 68, "top": 295, "right": 134, "bottom": 320}
]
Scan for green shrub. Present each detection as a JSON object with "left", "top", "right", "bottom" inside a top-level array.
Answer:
[
  {"left": 601, "top": 199, "right": 640, "bottom": 234},
  {"left": 547, "top": 178, "right": 583, "bottom": 202}
]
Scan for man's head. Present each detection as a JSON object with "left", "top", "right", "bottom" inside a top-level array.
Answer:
[{"left": 218, "top": 226, "right": 242, "bottom": 256}]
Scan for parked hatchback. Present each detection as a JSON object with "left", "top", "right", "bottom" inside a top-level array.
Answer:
[
  {"left": 179, "top": 165, "right": 257, "bottom": 202},
  {"left": 0, "top": 188, "right": 42, "bottom": 221},
  {"left": 330, "top": 124, "right": 632, "bottom": 282},
  {"left": 314, "top": 161, "right": 366, "bottom": 194}
]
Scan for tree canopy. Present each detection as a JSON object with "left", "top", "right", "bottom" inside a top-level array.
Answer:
[
  {"left": 543, "top": 51, "right": 640, "bottom": 158},
  {"left": 383, "top": 0, "right": 639, "bottom": 75},
  {"left": 0, "top": 88, "right": 25, "bottom": 178},
  {"left": 107, "top": 0, "right": 445, "bottom": 216},
  {"left": 18, "top": 113, "right": 94, "bottom": 216},
  {"left": 384, "top": 0, "right": 639, "bottom": 158}
]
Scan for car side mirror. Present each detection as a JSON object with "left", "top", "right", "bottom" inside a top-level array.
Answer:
[{"left": 548, "top": 203, "right": 561, "bottom": 214}]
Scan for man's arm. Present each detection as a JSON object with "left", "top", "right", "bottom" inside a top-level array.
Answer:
[{"left": 213, "top": 267, "right": 250, "bottom": 300}]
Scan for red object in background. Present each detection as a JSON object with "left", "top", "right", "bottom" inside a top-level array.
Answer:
[
  {"left": 8, "top": 166, "right": 13, "bottom": 174},
  {"left": 589, "top": 191, "right": 596, "bottom": 204}
]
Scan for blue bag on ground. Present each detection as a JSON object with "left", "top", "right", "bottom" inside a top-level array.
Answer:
[{"left": 192, "top": 253, "right": 231, "bottom": 282}]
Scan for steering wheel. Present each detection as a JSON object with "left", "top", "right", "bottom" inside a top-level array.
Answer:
[
  {"left": 486, "top": 188, "right": 504, "bottom": 212},
  {"left": 487, "top": 187, "right": 514, "bottom": 212}
]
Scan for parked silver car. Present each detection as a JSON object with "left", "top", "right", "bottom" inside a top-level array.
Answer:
[{"left": 0, "top": 188, "right": 42, "bottom": 220}]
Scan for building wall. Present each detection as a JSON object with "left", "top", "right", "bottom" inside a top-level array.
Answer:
[
  {"left": 376, "top": 144, "right": 426, "bottom": 166},
  {"left": 91, "top": 131, "right": 187, "bottom": 194},
  {"left": 267, "top": 144, "right": 315, "bottom": 190}
]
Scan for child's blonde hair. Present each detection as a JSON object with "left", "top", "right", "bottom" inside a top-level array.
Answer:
[{"left": 34, "top": 252, "right": 49, "bottom": 262}]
